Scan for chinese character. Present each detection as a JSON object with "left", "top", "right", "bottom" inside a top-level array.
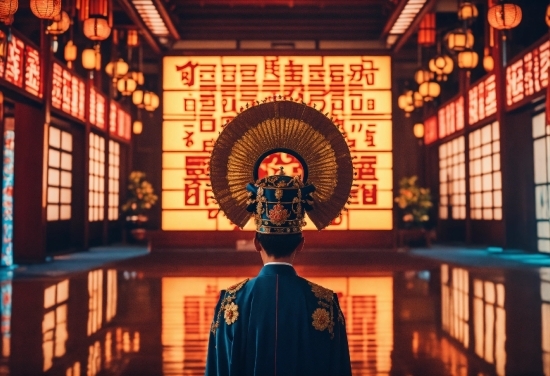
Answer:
[
  {"left": 183, "top": 131, "right": 194, "bottom": 147},
  {"left": 176, "top": 61, "right": 199, "bottom": 87},
  {"left": 349, "top": 59, "right": 379, "bottom": 85},
  {"left": 354, "top": 155, "right": 377, "bottom": 180}
]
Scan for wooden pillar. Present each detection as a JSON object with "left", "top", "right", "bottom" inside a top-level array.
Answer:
[
  {"left": 493, "top": 27, "right": 510, "bottom": 249},
  {"left": 13, "top": 21, "right": 51, "bottom": 263},
  {"left": 13, "top": 103, "right": 47, "bottom": 263},
  {"left": 83, "top": 76, "right": 92, "bottom": 250}
]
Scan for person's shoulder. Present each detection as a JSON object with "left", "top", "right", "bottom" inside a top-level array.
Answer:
[
  {"left": 210, "top": 278, "right": 251, "bottom": 335},
  {"left": 298, "top": 277, "right": 335, "bottom": 302},
  {"left": 225, "top": 278, "right": 250, "bottom": 294}
]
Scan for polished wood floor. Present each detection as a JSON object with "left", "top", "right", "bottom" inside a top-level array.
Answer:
[{"left": 2, "top": 249, "right": 547, "bottom": 375}]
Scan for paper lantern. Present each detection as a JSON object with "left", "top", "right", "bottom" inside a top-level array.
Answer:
[
  {"left": 446, "top": 29, "right": 474, "bottom": 52},
  {"left": 414, "top": 68, "right": 433, "bottom": 85},
  {"left": 82, "top": 48, "right": 96, "bottom": 70},
  {"left": 398, "top": 94, "right": 409, "bottom": 110},
  {"left": 83, "top": 17, "right": 111, "bottom": 41},
  {"left": 133, "top": 120, "right": 143, "bottom": 135},
  {"left": 127, "top": 29, "right": 139, "bottom": 47},
  {"left": 128, "top": 71, "right": 144, "bottom": 86},
  {"left": 418, "top": 81, "right": 441, "bottom": 101},
  {"left": 0, "top": 0, "right": 17, "bottom": 24},
  {"left": 412, "top": 92, "right": 424, "bottom": 108},
  {"left": 105, "top": 59, "right": 129, "bottom": 78},
  {"left": 403, "top": 104, "right": 414, "bottom": 117},
  {"left": 64, "top": 40, "right": 77, "bottom": 67},
  {"left": 457, "top": 49, "right": 479, "bottom": 69},
  {"left": 144, "top": 92, "right": 159, "bottom": 112},
  {"left": 458, "top": 2, "right": 478, "bottom": 21},
  {"left": 418, "top": 13, "right": 436, "bottom": 46},
  {"left": 117, "top": 75, "right": 137, "bottom": 96},
  {"left": 47, "top": 10, "right": 70, "bottom": 35},
  {"left": 483, "top": 48, "right": 494, "bottom": 72},
  {"left": 30, "top": 0, "right": 61, "bottom": 20},
  {"left": 546, "top": 5, "right": 550, "bottom": 27},
  {"left": 429, "top": 54, "right": 454, "bottom": 81},
  {"left": 487, "top": 3, "right": 522, "bottom": 30},
  {"left": 0, "top": 30, "right": 8, "bottom": 61},
  {"left": 80, "top": 0, "right": 112, "bottom": 41},
  {"left": 413, "top": 123, "right": 425, "bottom": 139},
  {"left": 132, "top": 89, "right": 145, "bottom": 108}
]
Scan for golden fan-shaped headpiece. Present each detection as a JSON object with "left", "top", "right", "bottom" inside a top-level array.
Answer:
[{"left": 209, "top": 99, "right": 353, "bottom": 230}]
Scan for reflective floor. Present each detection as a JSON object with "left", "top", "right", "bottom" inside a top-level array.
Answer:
[{"left": 1, "top": 249, "right": 549, "bottom": 376}]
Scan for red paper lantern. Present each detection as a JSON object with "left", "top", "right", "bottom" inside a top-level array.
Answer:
[
  {"left": 30, "top": 0, "right": 61, "bottom": 20},
  {"left": 418, "top": 13, "right": 436, "bottom": 47},
  {"left": 80, "top": 0, "right": 112, "bottom": 41},
  {"left": 0, "top": 0, "right": 17, "bottom": 25},
  {"left": 487, "top": 3, "right": 522, "bottom": 30}
]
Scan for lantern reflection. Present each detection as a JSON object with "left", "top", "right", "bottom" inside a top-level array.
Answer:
[{"left": 161, "top": 276, "right": 393, "bottom": 374}]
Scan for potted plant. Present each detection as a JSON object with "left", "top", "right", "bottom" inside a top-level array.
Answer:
[
  {"left": 394, "top": 176, "right": 434, "bottom": 247},
  {"left": 122, "top": 171, "right": 158, "bottom": 241}
]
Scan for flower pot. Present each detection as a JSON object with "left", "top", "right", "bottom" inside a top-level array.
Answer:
[
  {"left": 125, "top": 214, "right": 149, "bottom": 243},
  {"left": 130, "top": 228, "right": 147, "bottom": 241}
]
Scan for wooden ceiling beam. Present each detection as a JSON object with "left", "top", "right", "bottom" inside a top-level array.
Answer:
[
  {"left": 116, "top": 0, "right": 162, "bottom": 54},
  {"left": 152, "top": 0, "right": 181, "bottom": 40},
  {"left": 381, "top": 0, "right": 408, "bottom": 37},
  {"left": 392, "top": 0, "right": 436, "bottom": 53}
]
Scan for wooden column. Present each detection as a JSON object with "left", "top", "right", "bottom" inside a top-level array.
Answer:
[
  {"left": 12, "top": 21, "right": 52, "bottom": 263},
  {"left": 493, "top": 27, "right": 510, "bottom": 249},
  {"left": 83, "top": 76, "right": 92, "bottom": 250}
]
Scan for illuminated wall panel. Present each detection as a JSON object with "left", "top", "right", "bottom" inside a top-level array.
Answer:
[
  {"left": 47, "top": 127, "right": 72, "bottom": 221},
  {"left": 162, "top": 56, "right": 393, "bottom": 231},
  {"left": 108, "top": 141, "right": 120, "bottom": 221},
  {"left": 533, "top": 112, "right": 550, "bottom": 253},
  {"left": 469, "top": 121, "right": 502, "bottom": 221},
  {"left": 162, "top": 276, "right": 393, "bottom": 375},
  {"left": 438, "top": 137, "right": 466, "bottom": 220},
  {"left": 473, "top": 279, "right": 506, "bottom": 376},
  {"left": 89, "top": 133, "right": 105, "bottom": 222},
  {"left": 441, "top": 265, "right": 469, "bottom": 348}
]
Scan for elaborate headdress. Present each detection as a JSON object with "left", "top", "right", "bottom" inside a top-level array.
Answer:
[{"left": 209, "top": 98, "right": 353, "bottom": 233}]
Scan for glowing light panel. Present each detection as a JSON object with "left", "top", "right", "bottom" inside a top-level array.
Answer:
[{"left": 162, "top": 56, "right": 393, "bottom": 231}]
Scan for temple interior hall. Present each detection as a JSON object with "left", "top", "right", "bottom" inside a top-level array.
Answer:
[{"left": 0, "top": 0, "right": 550, "bottom": 375}]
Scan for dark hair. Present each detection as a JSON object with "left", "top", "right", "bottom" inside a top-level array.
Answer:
[{"left": 256, "top": 233, "right": 303, "bottom": 258}]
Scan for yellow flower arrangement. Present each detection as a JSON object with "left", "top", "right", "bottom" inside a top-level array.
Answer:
[
  {"left": 122, "top": 171, "right": 159, "bottom": 215},
  {"left": 394, "top": 175, "right": 433, "bottom": 228}
]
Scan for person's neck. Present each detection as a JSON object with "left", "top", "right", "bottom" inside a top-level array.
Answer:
[
  {"left": 260, "top": 250, "right": 295, "bottom": 265},
  {"left": 264, "top": 257, "right": 294, "bottom": 265}
]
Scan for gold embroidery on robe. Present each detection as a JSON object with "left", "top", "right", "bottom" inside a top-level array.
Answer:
[
  {"left": 309, "top": 281, "right": 334, "bottom": 302},
  {"left": 224, "top": 302, "right": 239, "bottom": 325},
  {"left": 308, "top": 281, "right": 336, "bottom": 338},
  {"left": 312, "top": 308, "right": 330, "bottom": 331},
  {"left": 211, "top": 278, "right": 249, "bottom": 335}
]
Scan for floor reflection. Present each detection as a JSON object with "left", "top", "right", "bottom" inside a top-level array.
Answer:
[
  {"left": 542, "top": 268, "right": 550, "bottom": 376},
  {"left": 0, "top": 256, "right": 548, "bottom": 375},
  {"left": 161, "top": 276, "right": 393, "bottom": 376}
]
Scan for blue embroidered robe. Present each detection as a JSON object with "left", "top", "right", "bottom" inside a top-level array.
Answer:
[{"left": 205, "top": 264, "right": 352, "bottom": 376}]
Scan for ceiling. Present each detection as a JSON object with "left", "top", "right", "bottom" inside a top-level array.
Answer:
[{"left": 164, "top": 0, "right": 397, "bottom": 41}]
